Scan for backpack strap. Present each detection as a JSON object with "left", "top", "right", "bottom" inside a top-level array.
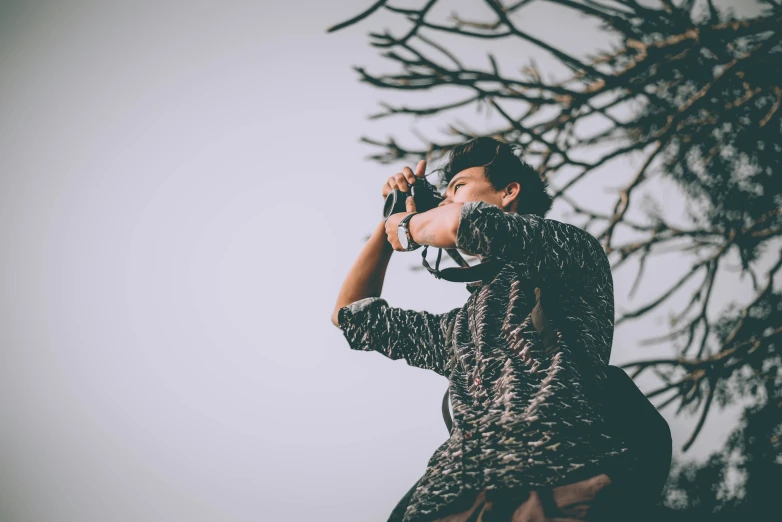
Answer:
[
  {"left": 442, "top": 387, "right": 454, "bottom": 433},
  {"left": 531, "top": 287, "right": 559, "bottom": 355}
]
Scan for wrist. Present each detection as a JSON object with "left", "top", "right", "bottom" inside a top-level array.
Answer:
[
  {"left": 408, "top": 212, "right": 427, "bottom": 246},
  {"left": 377, "top": 219, "right": 394, "bottom": 253},
  {"left": 399, "top": 213, "right": 422, "bottom": 251}
]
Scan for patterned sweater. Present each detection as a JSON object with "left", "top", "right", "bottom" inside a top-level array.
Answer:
[{"left": 337, "top": 201, "right": 632, "bottom": 522}]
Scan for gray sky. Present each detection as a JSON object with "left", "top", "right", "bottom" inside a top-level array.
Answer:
[{"left": 0, "top": 1, "right": 766, "bottom": 521}]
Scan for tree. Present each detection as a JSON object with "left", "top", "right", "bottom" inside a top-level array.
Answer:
[{"left": 328, "top": 0, "right": 781, "bottom": 515}]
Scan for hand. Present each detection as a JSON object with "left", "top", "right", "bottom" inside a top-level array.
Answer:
[
  {"left": 381, "top": 160, "right": 427, "bottom": 199},
  {"left": 385, "top": 196, "right": 418, "bottom": 251},
  {"left": 386, "top": 201, "right": 464, "bottom": 251}
]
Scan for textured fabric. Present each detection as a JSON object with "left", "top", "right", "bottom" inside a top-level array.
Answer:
[{"left": 337, "top": 202, "right": 633, "bottom": 522}]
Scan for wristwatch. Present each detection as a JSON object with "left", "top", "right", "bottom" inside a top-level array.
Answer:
[{"left": 397, "top": 214, "right": 421, "bottom": 251}]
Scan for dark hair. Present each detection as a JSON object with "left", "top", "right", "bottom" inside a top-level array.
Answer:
[{"left": 436, "top": 137, "right": 553, "bottom": 217}]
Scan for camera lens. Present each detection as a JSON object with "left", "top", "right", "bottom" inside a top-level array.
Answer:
[{"left": 383, "top": 192, "right": 396, "bottom": 218}]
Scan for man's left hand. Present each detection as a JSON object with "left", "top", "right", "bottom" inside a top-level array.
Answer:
[{"left": 385, "top": 196, "right": 417, "bottom": 251}]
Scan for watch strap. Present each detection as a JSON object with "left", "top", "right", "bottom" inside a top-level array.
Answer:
[{"left": 398, "top": 214, "right": 421, "bottom": 251}]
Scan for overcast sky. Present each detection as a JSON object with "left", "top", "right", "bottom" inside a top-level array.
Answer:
[{"left": 0, "top": 1, "right": 767, "bottom": 521}]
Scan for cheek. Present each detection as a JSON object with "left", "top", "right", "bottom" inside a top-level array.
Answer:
[
  {"left": 461, "top": 186, "right": 501, "bottom": 205},
  {"left": 453, "top": 184, "right": 502, "bottom": 205}
]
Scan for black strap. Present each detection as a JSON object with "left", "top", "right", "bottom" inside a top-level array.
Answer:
[
  {"left": 442, "top": 389, "right": 453, "bottom": 433},
  {"left": 531, "top": 287, "right": 558, "bottom": 355},
  {"left": 422, "top": 246, "right": 505, "bottom": 283}
]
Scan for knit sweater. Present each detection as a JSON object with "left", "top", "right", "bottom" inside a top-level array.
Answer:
[{"left": 337, "top": 201, "right": 632, "bottom": 522}]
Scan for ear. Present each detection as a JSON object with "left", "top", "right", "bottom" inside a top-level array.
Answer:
[{"left": 501, "top": 181, "right": 521, "bottom": 212}]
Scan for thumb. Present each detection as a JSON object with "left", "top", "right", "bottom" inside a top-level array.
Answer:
[{"left": 405, "top": 195, "right": 417, "bottom": 213}]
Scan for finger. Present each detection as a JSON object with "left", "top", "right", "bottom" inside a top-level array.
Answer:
[
  {"left": 415, "top": 159, "right": 426, "bottom": 178},
  {"left": 402, "top": 166, "right": 416, "bottom": 186},
  {"left": 385, "top": 221, "right": 401, "bottom": 250},
  {"left": 385, "top": 220, "right": 395, "bottom": 242},
  {"left": 387, "top": 178, "right": 399, "bottom": 192},
  {"left": 394, "top": 173, "right": 410, "bottom": 193},
  {"left": 405, "top": 195, "right": 417, "bottom": 213}
]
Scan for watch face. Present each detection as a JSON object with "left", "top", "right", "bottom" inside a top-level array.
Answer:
[{"left": 398, "top": 225, "right": 409, "bottom": 249}]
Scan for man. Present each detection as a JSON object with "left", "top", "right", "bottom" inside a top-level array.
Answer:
[{"left": 331, "top": 138, "right": 636, "bottom": 522}]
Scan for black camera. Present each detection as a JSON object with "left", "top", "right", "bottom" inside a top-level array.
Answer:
[
  {"left": 381, "top": 173, "right": 476, "bottom": 278},
  {"left": 383, "top": 176, "right": 443, "bottom": 219}
]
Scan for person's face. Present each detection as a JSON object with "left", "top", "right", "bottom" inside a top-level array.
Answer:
[{"left": 438, "top": 166, "right": 520, "bottom": 212}]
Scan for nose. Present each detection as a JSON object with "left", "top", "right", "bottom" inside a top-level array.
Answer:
[{"left": 438, "top": 198, "right": 450, "bottom": 208}]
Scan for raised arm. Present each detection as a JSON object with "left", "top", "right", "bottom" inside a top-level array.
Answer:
[
  {"left": 331, "top": 161, "right": 458, "bottom": 376},
  {"left": 331, "top": 216, "right": 458, "bottom": 376},
  {"left": 331, "top": 218, "right": 393, "bottom": 327},
  {"left": 331, "top": 159, "right": 427, "bottom": 327},
  {"left": 455, "top": 201, "right": 611, "bottom": 287}
]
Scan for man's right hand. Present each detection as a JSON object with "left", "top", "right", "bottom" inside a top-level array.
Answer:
[{"left": 381, "top": 160, "right": 427, "bottom": 198}]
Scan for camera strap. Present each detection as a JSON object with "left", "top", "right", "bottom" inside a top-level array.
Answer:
[{"left": 420, "top": 246, "right": 505, "bottom": 283}]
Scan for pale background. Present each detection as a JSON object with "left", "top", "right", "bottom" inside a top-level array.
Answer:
[{"left": 0, "top": 1, "right": 763, "bottom": 521}]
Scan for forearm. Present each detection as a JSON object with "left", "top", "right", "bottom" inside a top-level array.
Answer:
[
  {"left": 331, "top": 220, "right": 394, "bottom": 327},
  {"left": 409, "top": 204, "right": 461, "bottom": 249}
]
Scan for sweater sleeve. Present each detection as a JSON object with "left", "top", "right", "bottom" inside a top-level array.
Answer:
[
  {"left": 337, "top": 298, "right": 459, "bottom": 377},
  {"left": 455, "top": 201, "right": 611, "bottom": 288}
]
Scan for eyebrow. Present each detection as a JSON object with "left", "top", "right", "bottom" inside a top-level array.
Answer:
[{"left": 446, "top": 174, "right": 471, "bottom": 193}]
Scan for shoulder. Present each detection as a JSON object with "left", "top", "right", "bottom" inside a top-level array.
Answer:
[
  {"left": 532, "top": 218, "right": 612, "bottom": 286},
  {"left": 537, "top": 217, "right": 604, "bottom": 251}
]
